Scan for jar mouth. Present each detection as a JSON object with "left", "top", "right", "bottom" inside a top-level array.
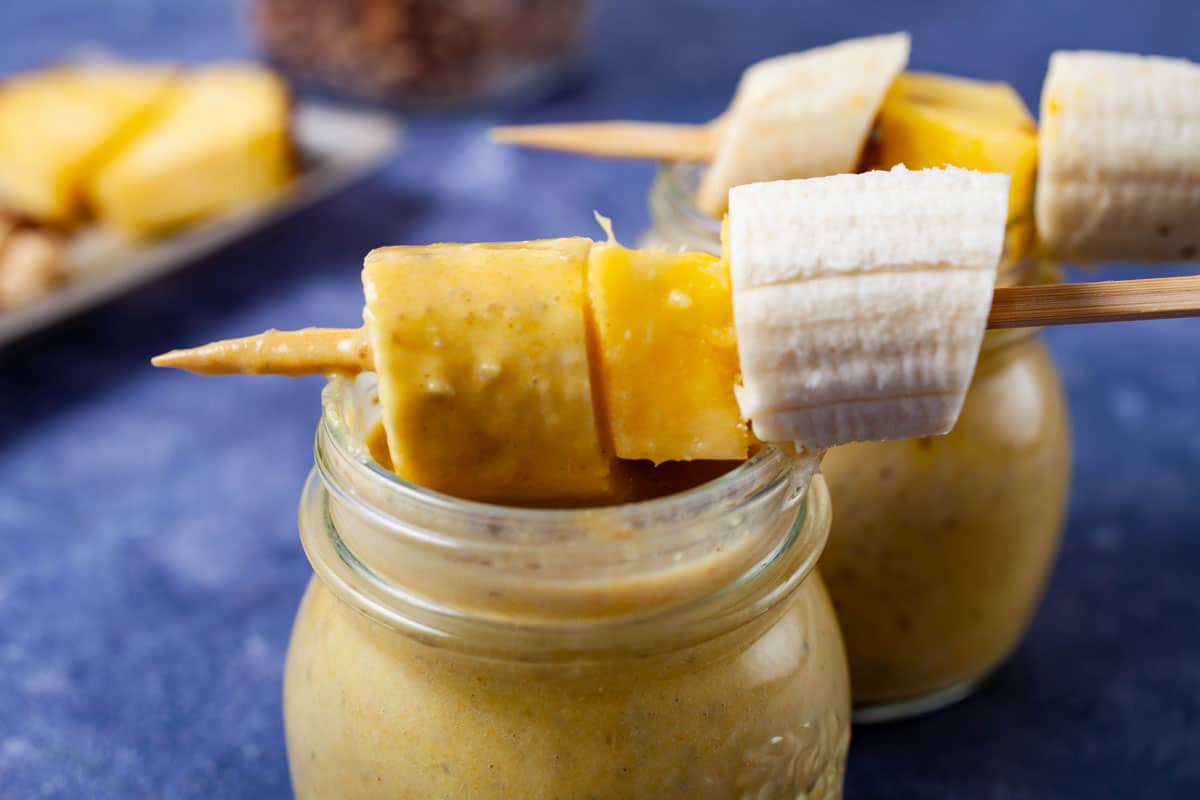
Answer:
[
  {"left": 657, "top": 161, "right": 724, "bottom": 241},
  {"left": 303, "top": 374, "right": 828, "bottom": 645},
  {"left": 316, "top": 373, "right": 817, "bottom": 551}
]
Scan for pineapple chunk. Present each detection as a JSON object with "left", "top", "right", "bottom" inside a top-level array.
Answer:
[
  {"left": 0, "top": 63, "right": 174, "bottom": 224},
  {"left": 89, "top": 63, "right": 293, "bottom": 236},
  {"left": 363, "top": 238, "right": 622, "bottom": 505},
  {"left": 588, "top": 241, "right": 748, "bottom": 463},
  {"left": 869, "top": 71, "right": 1039, "bottom": 259}
]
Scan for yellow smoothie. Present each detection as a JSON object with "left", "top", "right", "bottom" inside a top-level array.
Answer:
[
  {"left": 283, "top": 376, "right": 851, "bottom": 798},
  {"left": 820, "top": 329, "right": 1070, "bottom": 708},
  {"left": 285, "top": 569, "right": 848, "bottom": 799}
]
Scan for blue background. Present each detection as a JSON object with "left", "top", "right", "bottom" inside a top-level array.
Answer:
[{"left": 1, "top": 1, "right": 1198, "bottom": 797}]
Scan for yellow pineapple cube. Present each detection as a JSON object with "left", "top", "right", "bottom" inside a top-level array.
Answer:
[
  {"left": 869, "top": 71, "right": 1039, "bottom": 259},
  {"left": 0, "top": 63, "right": 174, "bottom": 224},
  {"left": 588, "top": 241, "right": 748, "bottom": 463},
  {"left": 363, "top": 238, "right": 622, "bottom": 505},
  {"left": 89, "top": 63, "right": 294, "bottom": 236}
]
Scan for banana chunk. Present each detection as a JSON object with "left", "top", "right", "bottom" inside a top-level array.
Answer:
[
  {"left": 728, "top": 166, "right": 1009, "bottom": 449},
  {"left": 1036, "top": 50, "right": 1200, "bottom": 262},
  {"left": 363, "top": 239, "right": 622, "bottom": 505},
  {"left": 695, "top": 32, "right": 910, "bottom": 216}
]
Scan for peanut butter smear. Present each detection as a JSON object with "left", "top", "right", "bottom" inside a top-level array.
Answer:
[{"left": 151, "top": 327, "right": 369, "bottom": 376}]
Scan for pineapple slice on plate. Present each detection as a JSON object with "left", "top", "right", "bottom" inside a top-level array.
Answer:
[
  {"left": 89, "top": 63, "right": 294, "bottom": 237},
  {"left": 0, "top": 63, "right": 175, "bottom": 225}
]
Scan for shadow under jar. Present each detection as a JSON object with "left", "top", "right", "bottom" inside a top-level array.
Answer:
[
  {"left": 640, "top": 162, "right": 1072, "bottom": 722},
  {"left": 285, "top": 375, "right": 851, "bottom": 799}
]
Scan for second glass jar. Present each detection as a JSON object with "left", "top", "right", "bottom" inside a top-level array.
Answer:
[{"left": 640, "top": 162, "right": 1073, "bottom": 721}]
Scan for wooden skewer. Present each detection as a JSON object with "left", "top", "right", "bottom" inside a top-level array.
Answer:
[
  {"left": 152, "top": 277, "right": 1200, "bottom": 377},
  {"left": 490, "top": 121, "right": 719, "bottom": 163},
  {"left": 986, "top": 276, "right": 1200, "bottom": 328},
  {"left": 151, "top": 327, "right": 371, "bottom": 376}
]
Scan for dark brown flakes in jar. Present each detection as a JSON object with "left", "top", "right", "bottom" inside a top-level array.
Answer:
[{"left": 250, "top": 0, "right": 592, "bottom": 104}]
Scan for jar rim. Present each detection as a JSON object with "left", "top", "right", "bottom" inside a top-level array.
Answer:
[
  {"left": 657, "top": 160, "right": 725, "bottom": 240},
  {"left": 300, "top": 375, "right": 829, "bottom": 652},
  {"left": 316, "top": 374, "right": 816, "bottom": 545}
]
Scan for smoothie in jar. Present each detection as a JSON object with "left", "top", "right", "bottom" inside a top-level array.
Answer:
[
  {"left": 819, "top": 326, "right": 1070, "bottom": 714},
  {"left": 284, "top": 376, "right": 851, "bottom": 799},
  {"left": 639, "top": 159, "right": 1070, "bottom": 718}
]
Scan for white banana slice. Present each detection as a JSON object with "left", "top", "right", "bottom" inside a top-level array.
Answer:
[
  {"left": 1036, "top": 50, "right": 1200, "bottom": 262},
  {"left": 728, "top": 166, "right": 1009, "bottom": 449},
  {"left": 694, "top": 32, "right": 911, "bottom": 217}
]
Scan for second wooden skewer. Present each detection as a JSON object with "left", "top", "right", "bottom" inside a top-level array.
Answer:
[{"left": 490, "top": 121, "right": 720, "bottom": 163}]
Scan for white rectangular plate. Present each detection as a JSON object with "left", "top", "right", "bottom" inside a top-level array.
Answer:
[{"left": 0, "top": 102, "right": 400, "bottom": 347}]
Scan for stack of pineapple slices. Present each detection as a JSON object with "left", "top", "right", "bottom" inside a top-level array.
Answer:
[
  {"left": 0, "top": 60, "right": 293, "bottom": 236},
  {"left": 89, "top": 63, "right": 294, "bottom": 236},
  {"left": 157, "top": 166, "right": 1009, "bottom": 504},
  {"left": 0, "top": 63, "right": 175, "bottom": 227},
  {"left": 0, "top": 59, "right": 293, "bottom": 311}
]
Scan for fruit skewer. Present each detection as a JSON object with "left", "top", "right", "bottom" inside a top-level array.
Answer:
[
  {"left": 494, "top": 41, "right": 1200, "bottom": 265},
  {"left": 152, "top": 168, "right": 1200, "bottom": 505}
]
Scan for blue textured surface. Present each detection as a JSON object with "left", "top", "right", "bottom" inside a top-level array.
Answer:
[{"left": 1, "top": 1, "right": 1198, "bottom": 797}]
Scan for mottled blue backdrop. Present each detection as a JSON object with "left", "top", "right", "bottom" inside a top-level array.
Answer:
[{"left": 1, "top": 1, "right": 1198, "bottom": 797}]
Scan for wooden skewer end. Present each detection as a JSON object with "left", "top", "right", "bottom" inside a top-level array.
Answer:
[
  {"left": 488, "top": 126, "right": 524, "bottom": 143},
  {"left": 150, "top": 327, "right": 370, "bottom": 377},
  {"left": 150, "top": 349, "right": 188, "bottom": 370}
]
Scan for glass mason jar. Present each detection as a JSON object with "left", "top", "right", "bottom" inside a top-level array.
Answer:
[
  {"left": 640, "top": 162, "right": 1072, "bottom": 721},
  {"left": 284, "top": 374, "right": 851, "bottom": 799},
  {"left": 248, "top": 0, "right": 592, "bottom": 107}
]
